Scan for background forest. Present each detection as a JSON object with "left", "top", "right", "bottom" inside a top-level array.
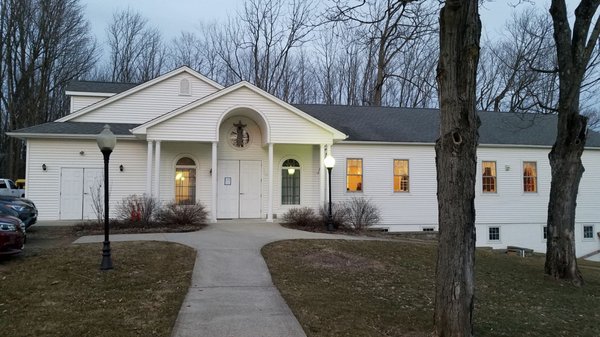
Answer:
[{"left": 1, "top": 0, "right": 599, "bottom": 179}]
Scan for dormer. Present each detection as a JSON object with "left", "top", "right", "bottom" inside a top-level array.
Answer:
[{"left": 65, "top": 81, "right": 138, "bottom": 113}]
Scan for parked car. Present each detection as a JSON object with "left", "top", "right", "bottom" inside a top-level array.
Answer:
[
  {"left": 0, "top": 215, "right": 26, "bottom": 256},
  {"left": 0, "top": 196, "right": 37, "bottom": 228},
  {"left": 0, "top": 178, "right": 25, "bottom": 197}
]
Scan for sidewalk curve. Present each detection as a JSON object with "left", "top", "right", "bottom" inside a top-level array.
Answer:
[{"left": 74, "top": 221, "right": 367, "bottom": 337}]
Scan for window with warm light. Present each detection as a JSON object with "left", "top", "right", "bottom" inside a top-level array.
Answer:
[
  {"left": 482, "top": 161, "right": 496, "bottom": 193},
  {"left": 346, "top": 158, "right": 363, "bottom": 192},
  {"left": 523, "top": 161, "right": 537, "bottom": 192},
  {"left": 393, "top": 159, "right": 409, "bottom": 192},
  {"left": 281, "top": 159, "right": 300, "bottom": 205},
  {"left": 175, "top": 157, "right": 196, "bottom": 205}
]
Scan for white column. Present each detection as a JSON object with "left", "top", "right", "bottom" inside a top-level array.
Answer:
[
  {"left": 153, "top": 140, "right": 161, "bottom": 201},
  {"left": 319, "top": 144, "right": 325, "bottom": 208},
  {"left": 146, "top": 141, "right": 153, "bottom": 196},
  {"left": 211, "top": 141, "right": 218, "bottom": 223},
  {"left": 267, "top": 143, "right": 274, "bottom": 222}
]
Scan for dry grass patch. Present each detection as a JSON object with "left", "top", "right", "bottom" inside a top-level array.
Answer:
[
  {"left": 0, "top": 241, "right": 195, "bottom": 337},
  {"left": 263, "top": 240, "right": 600, "bottom": 337}
]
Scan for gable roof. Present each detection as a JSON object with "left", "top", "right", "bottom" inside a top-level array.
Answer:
[
  {"left": 131, "top": 81, "right": 348, "bottom": 141},
  {"left": 295, "top": 104, "right": 600, "bottom": 147},
  {"left": 57, "top": 66, "right": 224, "bottom": 122},
  {"left": 65, "top": 81, "right": 138, "bottom": 95}
]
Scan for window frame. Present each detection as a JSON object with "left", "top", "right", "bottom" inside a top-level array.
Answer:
[
  {"left": 281, "top": 158, "right": 301, "bottom": 205},
  {"left": 542, "top": 225, "right": 548, "bottom": 241},
  {"left": 174, "top": 156, "right": 197, "bottom": 205},
  {"left": 583, "top": 224, "right": 595, "bottom": 241},
  {"left": 393, "top": 159, "right": 410, "bottom": 193},
  {"left": 481, "top": 161, "right": 497, "bottom": 193},
  {"left": 346, "top": 158, "right": 363, "bottom": 192},
  {"left": 488, "top": 226, "right": 501, "bottom": 242},
  {"left": 523, "top": 161, "right": 538, "bottom": 193}
]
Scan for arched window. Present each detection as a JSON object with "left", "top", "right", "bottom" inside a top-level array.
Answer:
[
  {"left": 179, "top": 78, "right": 191, "bottom": 95},
  {"left": 175, "top": 157, "right": 196, "bottom": 204},
  {"left": 281, "top": 159, "right": 300, "bottom": 205}
]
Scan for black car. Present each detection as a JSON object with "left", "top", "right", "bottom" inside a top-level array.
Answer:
[{"left": 0, "top": 196, "right": 37, "bottom": 228}]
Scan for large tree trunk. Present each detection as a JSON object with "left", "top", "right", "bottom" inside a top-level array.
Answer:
[
  {"left": 434, "top": 1, "right": 481, "bottom": 336},
  {"left": 544, "top": 0, "right": 600, "bottom": 286},
  {"left": 545, "top": 111, "right": 586, "bottom": 286}
]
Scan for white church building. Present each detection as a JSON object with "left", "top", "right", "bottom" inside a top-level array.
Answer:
[{"left": 8, "top": 66, "right": 600, "bottom": 257}]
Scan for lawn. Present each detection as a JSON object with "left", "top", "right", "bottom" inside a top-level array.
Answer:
[
  {"left": 0, "top": 241, "right": 196, "bottom": 337},
  {"left": 263, "top": 240, "right": 600, "bottom": 337}
]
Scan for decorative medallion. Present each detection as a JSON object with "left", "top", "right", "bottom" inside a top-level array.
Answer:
[{"left": 230, "top": 120, "right": 250, "bottom": 148}]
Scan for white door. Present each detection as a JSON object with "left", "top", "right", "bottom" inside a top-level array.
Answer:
[
  {"left": 83, "top": 168, "right": 103, "bottom": 220},
  {"left": 217, "top": 160, "right": 240, "bottom": 219},
  {"left": 217, "top": 160, "right": 262, "bottom": 219},
  {"left": 239, "top": 160, "right": 262, "bottom": 218},
  {"left": 60, "top": 168, "right": 103, "bottom": 220},
  {"left": 60, "top": 168, "right": 85, "bottom": 220}
]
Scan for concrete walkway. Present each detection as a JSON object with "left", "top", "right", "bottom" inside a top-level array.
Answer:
[{"left": 74, "top": 220, "right": 365, "bottom": 337}]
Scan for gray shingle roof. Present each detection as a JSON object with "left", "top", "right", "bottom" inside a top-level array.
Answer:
[
  {"left": 9, "top": 104, "right": 600, "bottom": 148},
  {"left": 66, "top": 80, "right": 138, "bottom": 94},
  {"left": 295, "top": 104, "right": 600, "bottom": 147},
  {"left": 10, "top": 122, "right": 139, "bottom": 136}
]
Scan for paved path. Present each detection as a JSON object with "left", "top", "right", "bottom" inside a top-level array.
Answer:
[{"left": 74, "top": 220, "right": 365, "bottom": 337}]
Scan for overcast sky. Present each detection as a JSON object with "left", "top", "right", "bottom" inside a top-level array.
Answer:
[{"left": 80, "top": 0, "right": 557, "bottom": 50}]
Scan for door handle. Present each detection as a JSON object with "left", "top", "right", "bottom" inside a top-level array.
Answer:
[{"left": 240, "top": 192, "right": 245, "bottom": 195}]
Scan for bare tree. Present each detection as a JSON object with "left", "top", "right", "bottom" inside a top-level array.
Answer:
[
  {"left": 0, "top": 0, "right": 97, "bottom": 179},
  {"left": 329, "top": 0, "right": 438, "bottom": 106},
  {"left": 544, "top": 0, "right": 600, "bottom": 286},
  {"left": 434, "top": 1, "right": 481, "bottom": 336},
  {"left": 106, "top": 8, "right": 165, "bottom": 83}
]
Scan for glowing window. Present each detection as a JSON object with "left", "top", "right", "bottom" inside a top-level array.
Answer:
[
  {"left": 346, "top": 158, "right": 363, "bottom": 192},
  {"left": 523, "top": 162, "right": 537, "bottom": 192},
  {"left": 175, "top": 157, "right": 196, "bottom": 205},
  {"left": 482, "top": 161, "right": 496, "bottom": 193},
  {"left": 393, "top": 159, "right": 409, "bottom": 192},
  {"left": 281, "top": 159, "right": 300, "bottom": 205}
]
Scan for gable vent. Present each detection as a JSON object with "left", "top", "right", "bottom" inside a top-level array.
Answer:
[{"left": 179, "top": 78, "right": 191, "bottom": 96}]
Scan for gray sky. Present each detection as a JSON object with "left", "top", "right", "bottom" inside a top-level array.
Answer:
[{"left": 81, "top": 0, "right": 556, "bottom": 49}]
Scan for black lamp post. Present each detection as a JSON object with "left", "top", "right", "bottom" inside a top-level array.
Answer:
[
  {"left": 324, "top": 154, "right": 336, "bottom": 231},
  {"left": 97, "top": 124, "right": 116, "bottom": 270}
]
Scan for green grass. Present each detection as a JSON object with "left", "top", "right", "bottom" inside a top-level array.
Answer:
[
  {"left": 0, "top": 241, "right": 196, "bottom": 337},
  {"left": 262, "top": 240, "right": 600, "bottom": 337}
]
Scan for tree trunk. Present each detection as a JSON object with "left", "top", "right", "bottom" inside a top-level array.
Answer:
[
  {"left": 545, "top": 110, "right": 586, "bottom": 286},
  {"left": 434, "top": 1, "right": 481, "bottom": 336}
]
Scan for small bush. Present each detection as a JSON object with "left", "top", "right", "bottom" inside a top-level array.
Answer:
[
  {"left": 116, "top": 194, "right": 160, "bottom": 226},
  {"left": 319, "top": 202, "right": 351, "bottom": 229},
  {"left": 282, "top": 207, "right": 320, "bottom": 228},
  {"left": 156, "top": 201, "right": 208, "bottom": 227},
  {"left": 346, "top": 197, "right": 381, "bottom": 230}
]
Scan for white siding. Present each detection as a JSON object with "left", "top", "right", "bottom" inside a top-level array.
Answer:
[
  {"left": 147, "top": 87, "right": 333, "bottom": 144},
  {"left": 71, "top": 73, "right": 219, "bottom": 123},
  {"left": 70, "top": 96, "right": 107, "bottom": 113},
  {"left": 27, "top": 139, "right": 147, "bottom": 220},
  {"left": 330, "top": 142, "right": 600, "bottom": 257}
]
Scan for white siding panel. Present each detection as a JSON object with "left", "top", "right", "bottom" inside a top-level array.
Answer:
[
  {"left": 147, "top": 87, "right": 333, "bottom": 144},
  {"left": 71, "top": 96, "right": 107, "bottom": 113},
  {"left": 27, "top": 139, "right": 147, "bottom": 220},
  {"left": 72, "top": 73, "right": 219, "bottom": 123}
]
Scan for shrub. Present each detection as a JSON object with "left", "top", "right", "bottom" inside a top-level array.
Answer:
[
  {"left": 319, "top": 202, "right": 351, "bottom": 230},
  {"left": 116, "top": 194, "right": 160, "bottom": 226},
  {"left": 282, "top": 207, "right": 320, "bottom": 228},
  {"left": 345, "top": 197, "right": 381, "bottom": 230},
  {"left": 156, "top": 201, "right": 208, "bottom": 227}
]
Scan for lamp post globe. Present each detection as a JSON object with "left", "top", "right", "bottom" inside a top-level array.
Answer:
[
  {"left": 97, "top": 125, "right": 116, "bottom": 270},
  {"left": 324, "top": 155, "right": 335, "bottom": 231}
]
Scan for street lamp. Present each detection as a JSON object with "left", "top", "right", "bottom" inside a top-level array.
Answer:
[
  {"left": 97, "top": 124, "right": 116, "bottom": 270},
  {"left": 324, "top": 154, "right": 336, "bottom": 231}
]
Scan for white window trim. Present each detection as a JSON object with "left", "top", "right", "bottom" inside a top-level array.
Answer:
[
  {"left": 522, "top": 160, "right": 538, "bottom": 194},
  {"left": 173, "top": 154, "right": 199, "bottom": 204},
  {"left": 487, "top": 226, "right": 501, "bottom": 243},
  {"left": 582, "top": 224, "right": 595, "bottom": 241},
  {"left": 481, "top": 160, "right": 498, "bottom": 194},
  {"left": 346, "top": 158, "right": 363, "bottom": 193},
  {"left": 393, "top": 159, "right": 410, "bottom": 193},
  {"left": 281, "top": 158, "right": 301, "bottom": 206},
  {"left": 542, "top": 225, "right": 548, "bottom": 242}
]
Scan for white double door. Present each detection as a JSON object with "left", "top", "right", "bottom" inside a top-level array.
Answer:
[
  {"left": 60, "top": 167, "right": 103, "bottom": 220},
  {"left": 217, "top": 160, "right": 262, "bottom": 219}
]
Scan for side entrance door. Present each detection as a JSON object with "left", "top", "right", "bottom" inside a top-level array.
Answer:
[
  {"left": 217, "top": 160, "right": 262, "bottom": 219},
  {"left": 60, "top": 168, "right": 103, "bottom": 220}
]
